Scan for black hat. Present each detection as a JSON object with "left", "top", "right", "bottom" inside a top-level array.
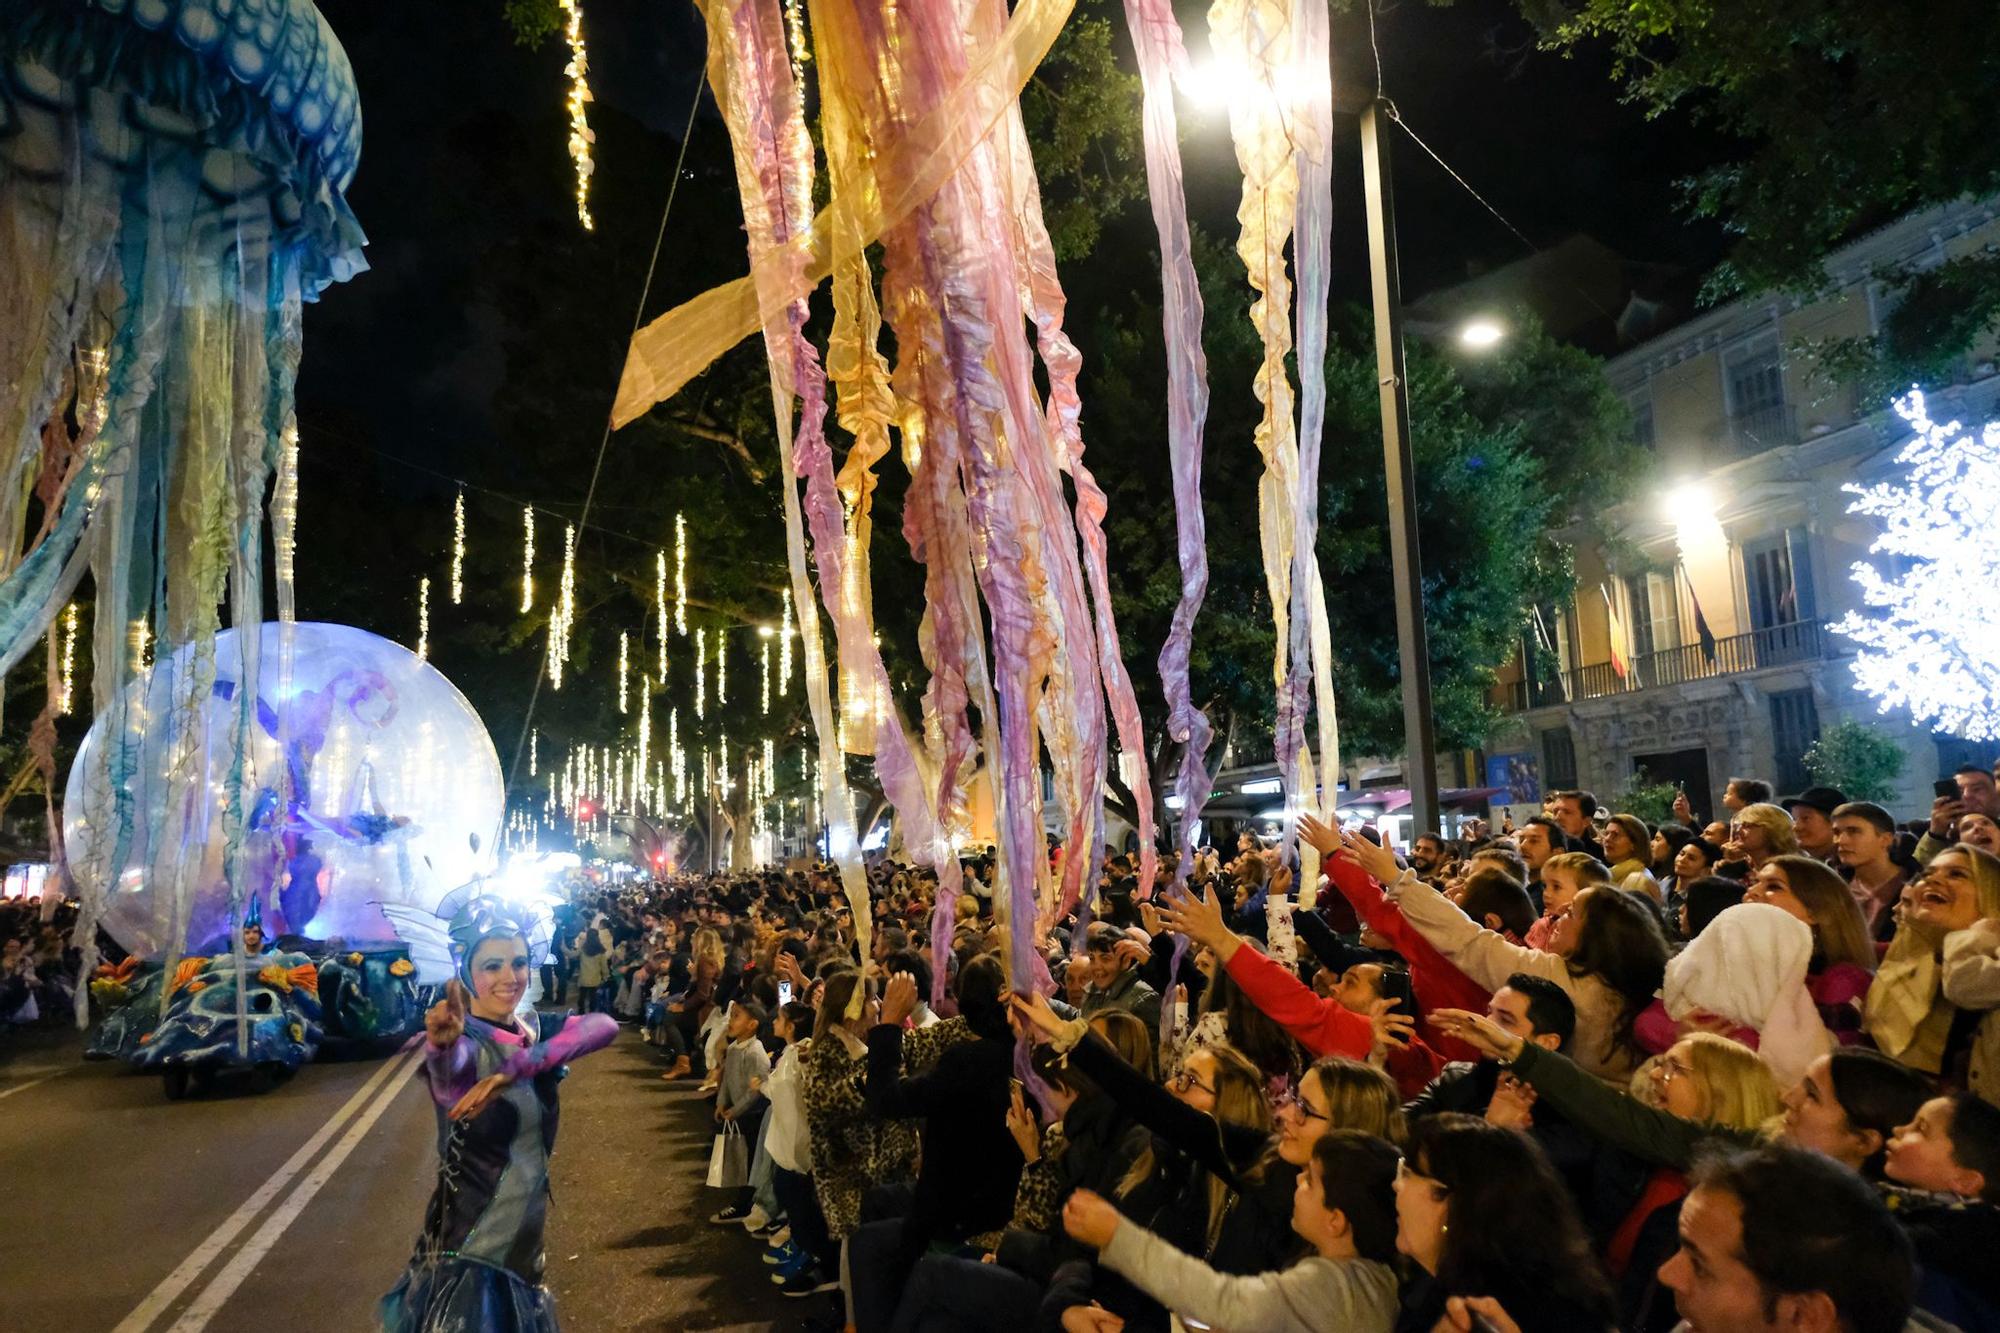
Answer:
[{"left": 1779, "top": 785, "right": 1846, "bottom": 818}]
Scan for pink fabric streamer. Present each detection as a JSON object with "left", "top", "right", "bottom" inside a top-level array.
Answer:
[
  {"left": 834, "top": 0, "right": 1099, "bottom": 991},
  {"left": 705, "top": 0, "right": 1016, "bottom": 1001},
  {"left": 701, "top": 0, "right": 1153, "bottom": 1000}
]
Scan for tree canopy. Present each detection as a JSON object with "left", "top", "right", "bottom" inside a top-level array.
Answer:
[{"left": 1528, "top": 0, "right": 2000, "bottom": 387}]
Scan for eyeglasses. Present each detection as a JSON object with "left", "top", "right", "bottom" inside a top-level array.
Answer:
[
  {"left": 1277, "top": 1088, "right": 1330, "bottom": 1124},
  {"left": 1170, "top": 1068, "right": 1217, "bottom": 1097},
  {"left": 1652, "top": 1055, "right": 1694, "bottom": 1083}
]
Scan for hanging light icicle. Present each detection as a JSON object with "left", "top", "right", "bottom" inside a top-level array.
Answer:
[
  {"left": 557, "top": 0, "right": 596, "bottom": 230},
  {"left": 694, "top": 627, "right": 707, "bottom": 718},
  {"left": 521, "top": 506, "right": 536, "bottom": 613},
  {"left": 450, "top": 489, "right": 466, "bottom": 604},
  {"left": 761, "top": 638, "right": 771, "bottom": 714},
  {"left": 416, "top": 576, "right": 431, "bottom": 662},
  {"left": 530, "top": 727, "right": 539, "bottom": 777},
  {"left": 674, "top": 513, "right": 688, "bottom": 635},
  {"left": 545, "top": 524, "right": 576, "bottom": 690},
  {"left": 778, "top": 590, "right": 793, "bottom": 694},
  {"left": 57, "top": 604, "right": 77, "bottom": 715},
  {"left": 655, "top": 551, "right": 669, "bottom": 680},
  {"left": 781, "top": 0, "right": 810, "bottom": 91},
  {"left": 716, "top": 629, "right": 727, "bottom": 704},
  {"left": 617, "top": 630, "right": 629, "bottom": 713},
  {"left": 670, "top": 707, "right": 684, "bottom": 803},
  {"left": 637, "top": 685, "right": 652, "bottom": 777}
]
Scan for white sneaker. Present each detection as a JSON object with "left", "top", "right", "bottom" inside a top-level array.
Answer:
[{"left": 739, "top": 1205, "right": 772, "bottom": 1232}]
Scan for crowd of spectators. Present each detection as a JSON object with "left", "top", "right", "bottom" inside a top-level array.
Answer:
[
  {"left": 552, "top": 754, "right": 2000, "bottom": 1331},
  {"left": 0, "top": 895, "right": 80, "bottom": 1029}
]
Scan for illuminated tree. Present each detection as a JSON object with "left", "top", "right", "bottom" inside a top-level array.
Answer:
[{"left": 1833, "top": 390, "right": 2000, "bottom": 740}]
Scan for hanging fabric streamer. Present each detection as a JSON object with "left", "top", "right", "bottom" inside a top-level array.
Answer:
[
  {"left": 1209, "top": 0, "right": 1339, "bottom": 872},
  {"left": 1120, "top": 0, "right": 1214, "bottom": 893},
  {"left": 673, "top": 0, "right": 1157, "bottom": 1005},
  {"left": 0, "top": 0, "right": 366, "bottom": 1022},
  {"left": 1277, "top": 0, "right": 1340, "bottom": 894}
]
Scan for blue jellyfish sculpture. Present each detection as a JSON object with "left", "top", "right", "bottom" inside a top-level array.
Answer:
[{"left": 0, "top": 0, "right": 365, "bottom": 1024}]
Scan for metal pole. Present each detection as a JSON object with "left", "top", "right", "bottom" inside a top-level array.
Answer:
[{"left": 1358, "top": 99, "right": 1441, "bottom": 835}]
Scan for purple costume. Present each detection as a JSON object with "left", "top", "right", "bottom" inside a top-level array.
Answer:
[{"left": 379, "top": 1011, "right": 617, "bottom": 1331}]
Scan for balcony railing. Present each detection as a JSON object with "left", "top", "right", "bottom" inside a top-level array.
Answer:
[
  {"left": 1729, "top": 402, "right": 1797, "bottom": 452},
  {"left": 1502, "top": 618, "right": 1836, "bottom": 712}
]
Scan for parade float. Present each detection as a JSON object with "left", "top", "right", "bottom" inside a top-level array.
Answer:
[{"left": 71, "top": 622, "right": 505, "bottom": 1093}]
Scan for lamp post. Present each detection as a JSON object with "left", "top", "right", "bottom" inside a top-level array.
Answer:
[{"left": 1355, "top": 96, "right": 1441, "bottom": 836}]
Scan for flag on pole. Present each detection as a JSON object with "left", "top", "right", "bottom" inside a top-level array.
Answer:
[
  {"left": 1601, "top": 584, "right": 1630, "bottom": 680},
  {"left": 1678, "top": 562, "right": 1718, "bottom": 664}
]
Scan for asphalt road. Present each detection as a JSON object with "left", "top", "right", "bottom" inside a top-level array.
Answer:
[{"left": 0, "top": 1018, "right": 825, "bottom": 1333}]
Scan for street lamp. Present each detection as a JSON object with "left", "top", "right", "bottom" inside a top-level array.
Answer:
[{"left": 1458, "top": 318, "right": 1504, "bottom": 349}]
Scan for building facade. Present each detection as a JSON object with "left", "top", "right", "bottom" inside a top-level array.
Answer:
[{"left": 1484, "top": 198, "right": 2000, "bottom": 824}]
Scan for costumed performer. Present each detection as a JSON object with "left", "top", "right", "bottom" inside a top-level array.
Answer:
[{"left": 379, "top": 897, "right": 617, "bottom": 1332}]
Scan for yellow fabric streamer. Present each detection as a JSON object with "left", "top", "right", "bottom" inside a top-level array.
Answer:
[{"left": 610, "top": 0, "right": 1076, "bottom": 427}]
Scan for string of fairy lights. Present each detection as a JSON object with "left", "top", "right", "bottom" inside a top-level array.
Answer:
[
  {"left": 558, "top": 0, "right": 596, "bottom": 231},
  {"left": 389, "top": 481, "right": 812, "bottom": 856}
]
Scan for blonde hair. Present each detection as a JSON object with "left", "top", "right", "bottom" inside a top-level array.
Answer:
[
  {"left": 1118, "top": 1041, "right": 1271, "bottom": 1253},
  {"left": 1734, "top": 803, "right": 1800, "bottom": 857},
  {"left": 691, "top": 926, "right": 726, "bottom": 973},
  {"left": 1681, "top": 1032, "right": 1783, "bottom": 1131},
  {"left": 1306, "top": 1056, "right": 1406, "bottom": 1146},
  {"left": 1089, "top": 1009, "right": 1157, "bottom": 1083},
  {"left": 1767, "top": 855, "right": 1876, "bottom": 974},
  {"left": 1544, "top": 851, "right": 1612, "bottom": 886},
  {"left": 1934, "top": 844, "right": 2000, "bottom": 920}
]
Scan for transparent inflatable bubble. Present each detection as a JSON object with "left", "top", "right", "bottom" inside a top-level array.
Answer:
[{"left": 64, "top": 623, "right": 503, "bottom": 958}]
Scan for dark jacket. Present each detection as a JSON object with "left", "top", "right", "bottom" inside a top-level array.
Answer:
[
  {"left": 1395, "top": 1269, "right": 1617, "bottom": 1333},
  {"left": 995, "top": 1089, "right": 1150, "bottom": 1282},
  {"left": 1404, "top": 1059, "right": 1611, "bottom": 1223},
  {"left": 865, "top": 1022, "right": 1021, "bottom": 1246},
  {"left": 1881, "top": 1186, "right": 2000, "bottom": 1332},
  {"left": 1080, "top": 965, "right": 1164, "bottom": 1039}
]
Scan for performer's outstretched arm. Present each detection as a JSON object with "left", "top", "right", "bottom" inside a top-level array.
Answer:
[{"left": 498, "top": 1012, "right": 619, "bottom": 1082}]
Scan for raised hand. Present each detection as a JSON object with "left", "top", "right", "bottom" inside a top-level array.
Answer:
[
  {"left": 1430, "top": 1007, "right": 1526, "bottom": 1063},
  {"left": 425, "top": 978, "right": 468, "bottom": 1049},
  {"left": 1338, "top": 829, "right": 1403, "bottom": 887},
  {"left": 1483, "top": 1072, "right": 1538, "bottom": 1130},
  {"left": 1061, "top": 1189, "right": 1123, "bottom": 1250},
  {"left": 880, "top": 971, "right": 920, "bottom": 1026},
  {"left": 1006, "top": 1082, "right": 1041, "bottom": 1162},
  {"left": 1156, "top": 883, "right": 1234, "bottom": 955},
  {"left": 1367, "top": 998, "right": 1416, "bottom": 1059},
  {"left": 1298, "top": 814, "right": 1341, "bottom": 858},
  {"left": 1009, "top": 991, "right": 1065, "bottom": 1043}
]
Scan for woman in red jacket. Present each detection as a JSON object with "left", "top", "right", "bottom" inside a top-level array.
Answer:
[{"left": 1158, "top": 881, "right": 1447, "bottom": 1098}]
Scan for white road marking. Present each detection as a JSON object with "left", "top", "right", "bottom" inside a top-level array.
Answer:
[
  {"left": 0, "top": 1068, "right": 72, "bottom": 1101},
  {"left": 111, "top": 1049, "right": 419, "bottom": 1333},
  {"left": 164, "top": 1048, "right": 424, "bottom": 1331}
]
